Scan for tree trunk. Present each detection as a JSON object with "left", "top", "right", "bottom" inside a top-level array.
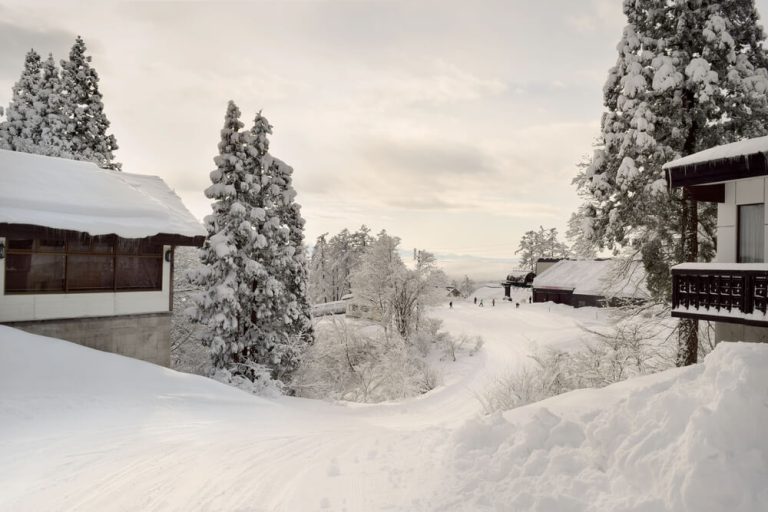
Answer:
[{"left": 677, "top": 187, "right": 698, "bottom": 366}]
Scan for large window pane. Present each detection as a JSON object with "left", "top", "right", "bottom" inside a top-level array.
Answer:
[
  {"left": 5, "top": 237, "right": 163, "bottom": 293},
  {"left": 66, "top": 255, "right": 115, "bottom": 290},
  {"left": 738, "top": 203, "right": 765, "bottom": 263},
  {"left": 5, "top": 253, "right": 65, "bottom": 292}
]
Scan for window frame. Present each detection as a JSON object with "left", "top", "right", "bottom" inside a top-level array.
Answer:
[
  {"left": 4, "top": 236, "right": 165, "bottom": 295},
  {"left": 737, "top": 203, "right": 765, "bottom": 264}
]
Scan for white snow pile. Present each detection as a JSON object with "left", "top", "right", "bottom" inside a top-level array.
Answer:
[
  {"left": 533, "top": 259, "right": 650, "bottom": 299},
  {"left": 1, "top": 316, "right": 767, "bottom": 511},
  {"left": 439, "top": 341, "right": 768, "bottom": 512},
  {"left": 0, "top": 149, "right": 205, "bottom": 239},
  {"left": 663, "top": 134, "right": 768, "bottom": 169}
]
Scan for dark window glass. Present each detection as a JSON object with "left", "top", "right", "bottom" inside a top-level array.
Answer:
[
  {"left": 66, "top": 255, "right": 115, "bottom": 290},
  {"left": 7, "top": 239, "right": 33, "bottom": 250},
  {"left": 5, "top": 237, "right": 163, "bottom": 293},
  {"left": 91, "top": 238, "right": 114, "bottom": 254},
  {"left": 738, "top": 204, "right": 764, "bottom": 263},
  {"left": 37, "top": 239, "right": 66, "bottom": 252},
  {"left": 116, "top": 257, "right": 162, "bottom": 290},
  {"left": 5, "top": 253, "right": 65, "bottom": 292},
  {"left": 68, "top": 239, "right": 92, "bottom": 253}
]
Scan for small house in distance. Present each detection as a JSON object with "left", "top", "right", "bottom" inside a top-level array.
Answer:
[
  {"left": 532, "top": 259, "right": 649, "bottom": 307},
  {"left": 0, "top": 150, "right": 205, "bottom": 366}
]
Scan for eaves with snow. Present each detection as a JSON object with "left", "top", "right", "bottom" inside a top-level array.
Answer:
[
  {"left": 664, "top": 135, "right": 768, "bottom": 189},
  {"left": 0, "top": 150, "right": 205, "bottom": 241}
]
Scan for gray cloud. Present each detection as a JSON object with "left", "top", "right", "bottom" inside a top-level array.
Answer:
[
  {"left": 365, "top": 139, "right": 499, "bottom": 179},
  {"left": 0, "top": 21, "right": 76, "bottom": 80}
]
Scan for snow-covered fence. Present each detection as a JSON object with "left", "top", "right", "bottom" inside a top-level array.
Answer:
[{"left": 311, "top": 299, "right": 347, "bottom": 317}]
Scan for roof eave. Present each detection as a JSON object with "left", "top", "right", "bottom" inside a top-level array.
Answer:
[
  {"left": 666, "top": 151, "right": 768, "bottom": 189},
  {"left": 0, "top": 223, "right": 205, "bottom": 247}
]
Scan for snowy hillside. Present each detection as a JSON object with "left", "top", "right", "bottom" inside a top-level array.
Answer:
[{"left": 1, "top": 304, "right": 767, "bottom": 511}]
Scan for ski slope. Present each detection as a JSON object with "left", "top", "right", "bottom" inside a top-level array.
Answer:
[{"left": 1, "top": 296, "right": 766, "bottom": 511}]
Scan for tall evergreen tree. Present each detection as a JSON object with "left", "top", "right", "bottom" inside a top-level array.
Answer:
[
  {"left": 268, "top": 156, "right": 315, "bottom": 345},
  {"left": 189, "top": 103, "right": 311, "bottom": 386},
  {"left": 243, "top": 113, "right": 305, "bottom": 380},
  {"left": 59, "top": 36, "right": 120, "bottom": 169},
  {"left": 577, "top": 0, "right": 768, "bottom": 365},
  {"left": 188, "top": 101, "right": 256, "bottom": 375},
  {"left": 0, "top": 49, "right": 43, "bottom": 152},
  {"left": 37, "top": 54, "right": 71, "bottom": 158},
  {"left": 309, "top": 233, "right": 332, "bottom": 304}
]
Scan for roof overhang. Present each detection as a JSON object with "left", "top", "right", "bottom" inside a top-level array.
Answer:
[
  {"left": 664, "top": 148, "right": 768, "bottom": 189},
  {"left": 0, "top": 223, "right": 205, "bottom": 246}
]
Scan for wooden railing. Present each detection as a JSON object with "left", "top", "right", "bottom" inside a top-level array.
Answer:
[{"left": 671, "top": 265, "right": 768, "bottom": 325}]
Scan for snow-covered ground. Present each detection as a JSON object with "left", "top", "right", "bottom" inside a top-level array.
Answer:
[{"left": 1, "top": 297, "right": 766, "bottom": 511}]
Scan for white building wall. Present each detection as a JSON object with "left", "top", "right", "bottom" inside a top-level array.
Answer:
[
  {"left": 0, "top": 239, "right": 171, "bottom": 323},
  {"left": 717, "top": 177, "right": 768, "bottom": 263}
]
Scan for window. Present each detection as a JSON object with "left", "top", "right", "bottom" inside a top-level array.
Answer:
[
  {"left": 4, "top": 237, "right": 164, "bottom": 294},
  {"left": 738, "top": 204, "right": 765, "bottom": 263}
]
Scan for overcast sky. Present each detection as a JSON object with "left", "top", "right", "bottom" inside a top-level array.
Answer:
[{"left": 3, "top": 0, "right": 768, "bottom": 279}]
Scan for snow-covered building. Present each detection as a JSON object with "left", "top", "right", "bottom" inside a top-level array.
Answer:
[
  {"left": 664, "top": 135, "right": 768, "bottom": 343},
  {"left": 532, "top": 259, "right": 649, "bottom": 307},
  {"left": 0, "top": 150, "right": 205, "bottom": 365}
]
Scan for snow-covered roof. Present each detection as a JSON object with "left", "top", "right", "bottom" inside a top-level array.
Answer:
[
  {"left": 663, "top": 135, "right": 768, "bottom": 169},
  {"left": 0, "top": 149, "right": 205, "bottom": 240},
  {"left": 533, "top": 259, "right": 649, "bottom": 299}
]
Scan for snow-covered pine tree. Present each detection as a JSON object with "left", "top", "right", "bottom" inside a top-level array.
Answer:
[
  {"left": 308, "top": 233, "right": 332, "bottom": 304},
  {"left": 188, "top": 101, "right": 255, "bottom": 378},
  {"left": 37, "top": 54, "right": 72, "bottom": 158},
  {"left": 267, "top": 155, "right": 314, "bottom": 346},
  {"left": 0, "top": 50, "right": 43, "bottom": 152},
  {"left": 239, "top": 113, "right": 307, "bottom": 381},
  {"left": 60, "top": 36, "right": 120, "bottom": 169},
  {"left": 578, "top": 0, "right": 768, "bottom": 365},
  {"left": 566, "top": 208, "right": 598, "bottom": 259}
]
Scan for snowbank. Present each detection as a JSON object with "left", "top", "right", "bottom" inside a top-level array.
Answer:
[
  {"left": 1, "top": 315, "right": 766, "bottom": 511},
  {"left": 0, "top": 149, "right": 205, "bottom": 238},
  {"left": 439, "top": 341, "right": 768, "bottom": 512}
]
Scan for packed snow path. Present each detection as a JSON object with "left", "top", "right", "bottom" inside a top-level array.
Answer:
[{"left": 2, "top": 292, "right": 766, "bottom": 511}]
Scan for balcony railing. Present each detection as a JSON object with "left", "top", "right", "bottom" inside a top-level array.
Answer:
[{"left": 671, "top": 263, "right": 768, "bottom": 325}]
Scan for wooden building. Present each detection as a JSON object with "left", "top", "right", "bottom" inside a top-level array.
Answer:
[
  {"left": 532, "top": 259, "right": 649, "bottom": 308},
  {"left": 664, "top": 136, "right": 768, "bottom": 343},
  {"left": 0, "top": 150, "right": 205, "bottom": 365}
]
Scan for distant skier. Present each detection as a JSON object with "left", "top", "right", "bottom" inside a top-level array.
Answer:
[
  {"left": 474, "top": 297, "right": 477, "bottom": 305},
  {"left": 515, "top": 302, "right": 520, "bottom": 309},
  {"left": 449, "top": 301, "right": 453, "bottom": 309},
  {"left": 492, "top": 298, "right": 495, "bottom": 307}
]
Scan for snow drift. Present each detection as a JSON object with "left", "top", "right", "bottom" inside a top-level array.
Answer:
[
  {"left": 1, "top": 321, "right": 766, "bottom": 511},
  {"left": 441, "top": 341, "right": 768, "bottom": 512}
]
